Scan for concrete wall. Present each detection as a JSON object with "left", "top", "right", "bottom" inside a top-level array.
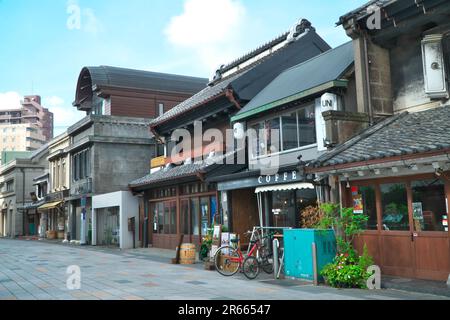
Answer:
[
  {"left": 390, "top": 34, "right": 442, "bottom": 113},
  {"left": 92, "top": 142, "right": 154, "bottom": 194},
  {"left": 92, "top": 191, "right": 139, "bottom": 249}
]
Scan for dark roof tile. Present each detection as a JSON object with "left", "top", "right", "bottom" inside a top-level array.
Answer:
[{"left": 310, "top": 106, "right": 450, "bottom": 168}]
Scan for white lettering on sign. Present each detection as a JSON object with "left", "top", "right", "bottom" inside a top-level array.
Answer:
[{"left": 258, "top": 171, "right": 299, "bottom": 185}]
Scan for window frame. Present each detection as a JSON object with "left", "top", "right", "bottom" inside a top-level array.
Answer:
[{"left": 248, "top": 102, "right": 318, "bottom": 160}]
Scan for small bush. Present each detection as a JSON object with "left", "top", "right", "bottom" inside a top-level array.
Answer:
[{"left": 321, "top": 245, "right": 374, "bottom": 289}]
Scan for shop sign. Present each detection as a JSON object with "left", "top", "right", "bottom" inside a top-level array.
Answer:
[
  {"left": 257, "top": 171, "right": 298, "bottom": 185},
  {"left": 81, "top": 196, "right": 87, "bottom": 208},
  {"left": 151, "top": 156, "right": 166, "bottom": 169},
  {"left": 351, "top": 186, "right": 363, "bottom": 214}
]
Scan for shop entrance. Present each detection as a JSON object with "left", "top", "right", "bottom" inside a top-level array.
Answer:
[
  {"left": 348, "top": 175, "right": 450, "bottom": 281},
  {"left": 96, "top": 207, "right": 120, "bottom": 247},
  {"left": 0, "top": 209, "right": 6, "bottom": 236}
]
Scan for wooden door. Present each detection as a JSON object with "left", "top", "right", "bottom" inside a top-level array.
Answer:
[{"left": 410, "top": 178, "right": 450, "bottom": 280}]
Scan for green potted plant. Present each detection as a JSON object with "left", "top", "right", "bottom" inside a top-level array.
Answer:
[{"left": 317, "top": 203, "right": 375, "bottom": 289}]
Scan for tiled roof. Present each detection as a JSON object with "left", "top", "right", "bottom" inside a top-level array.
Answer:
[
  {"left": 310, "top": 106, "right": 450, "bottom": 168},
  {"left": 149, "top": 71, "right": 246, "bottom": 128},
  {"left": 150, "top": 29, "right": 331, "bottom": 129},
  {"left": 129, "top": 151, "right": 245, "bottom": 188},
  {"left": 129, "top": 162, "right": 209, "bottom": 187},
  {"left": 233, "top": 41, "right": 354, "bottom": 121}
]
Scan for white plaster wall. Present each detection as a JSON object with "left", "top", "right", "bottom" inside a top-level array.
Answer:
[{"left": 92, "top": 191, "right": 139, "bottom": 249}]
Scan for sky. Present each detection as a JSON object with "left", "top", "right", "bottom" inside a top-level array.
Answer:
[{"left": 0, "top": 0, "right": 368, "bottom": 135}]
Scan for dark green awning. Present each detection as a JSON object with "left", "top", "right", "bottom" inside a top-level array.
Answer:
[{"left": 232, "top": 41, "right": 354, "bottom": 122}]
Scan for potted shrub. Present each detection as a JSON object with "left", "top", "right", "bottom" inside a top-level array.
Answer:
[{"left": 317, "top": 203, "right": 375, "bottom": 289}]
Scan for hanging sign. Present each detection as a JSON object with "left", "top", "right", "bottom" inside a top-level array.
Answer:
[{"left": 351, "top": 186, "right": 364, "bottom": 214}]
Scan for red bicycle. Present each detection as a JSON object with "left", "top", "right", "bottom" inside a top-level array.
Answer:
[{"left": 214, "top": 231, "right": 274, "bottom": 280}]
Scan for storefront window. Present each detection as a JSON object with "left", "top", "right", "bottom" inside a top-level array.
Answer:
[
  {"left": 296, "top": 188, "right": 317, "bottom": 213},
  {"left": 381, "top": 183, "right": 409, "bottom": 231},
  {"left": 156, "top": 203, "right": 164, "bottom": 234},
  {"left": 170, "top": 201, "right": 177, "bottom": 234},
  {"left": 181, "top": 200, "right": 189, "bottom": 235},
  {"left": 152, "top": 201, "right": 176, "bottom": 234},
  {"left": 351, "top": 186, "right": 377, "bottom": 230},
  {"left": 190, "top": 198, "right": 200, "bottom": 235},
  {"left": 200, "top": 197, "right": 209, "bottom": 236},
  {"left": 210, "top": 196, "right": 218, "bottom": 224},
  {"left": 298, "top": 105, "right": 316, "bottom": 147},
  {"left": 281, "top": 113, "right": 299, "bottom": 151},
  {"left": 250, "top": 105, "right": 316, "bottom": 158},
  {"left": 412, "top": 179, "right": 447, "bottom": 232},
  {"left": 265, "top": 118, "right": 281, "bottom": 155},
  {"left": 272, "top": 190, "right": 296, "bottom": 228}
]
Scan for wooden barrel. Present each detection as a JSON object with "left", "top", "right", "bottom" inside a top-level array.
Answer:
[{"left": 179, "top": 243, "right": 196, "bottom": 265}]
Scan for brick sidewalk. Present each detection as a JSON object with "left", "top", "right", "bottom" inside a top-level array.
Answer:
[{"left": 0, "top": 239, "right": 448, "bottom": 300}]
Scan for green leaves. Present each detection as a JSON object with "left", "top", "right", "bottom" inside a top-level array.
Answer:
[{"left": 317, "top": 203, "right": 374, "bottom": 289}]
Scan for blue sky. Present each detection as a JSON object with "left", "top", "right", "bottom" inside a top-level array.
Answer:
[{"left": 0, "top": 0, "right": 367, "bottom": 135}]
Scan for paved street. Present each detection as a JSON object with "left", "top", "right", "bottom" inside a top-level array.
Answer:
[{"left": 0, "top": 239, "right": 448, "bottom": 300}]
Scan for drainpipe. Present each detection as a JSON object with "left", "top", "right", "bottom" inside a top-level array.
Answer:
[
  {"left": 19, "top": 168, "right": 25, "bottom": 237},
  {"left": 363, "top": 34, "right": 374, "bottom": 125}
]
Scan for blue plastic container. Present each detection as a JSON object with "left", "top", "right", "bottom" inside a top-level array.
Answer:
[{"left": 283, "top": 229, "right": 336, "bottom": 281}]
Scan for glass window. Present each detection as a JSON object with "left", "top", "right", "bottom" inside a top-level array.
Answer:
[
  {"left": 200, "top": 197, "right": 209, "bottom": 236},
  {"left": 210, "top": 196, "right": 218, "bottom": 224},
  {"left": 156, "top": 203, "right": 164, "bottom": 234},
  {"left": 272, "top": 190, "right": 296, "bottom": 228},
  {"left": 163, "top": 203, "right": 170, "bottom": 234},
  {"left": 250, "top": 122, "right": 264, "bottom": 158},
  {"left": 190, "top": 198, "right": 200, "bottom": 236},
  {"left": 381, "top": 183, "right": 409, "bottom": 231},
  {"left": 412, "top": 179, "right": 447, "bottom": 232},
  {"left": 170, "top": 201, "right": 177, "bottom": 234},
  {"left": 298, "top": 105, "right": 316, "bottom": 147},
  {"left": 281, "top": 113, "right": 299, "bottom": 151},
  {"left": 351, "top": 186, "right": 377, "bottom": 230},
  {"left": 181, "top": 200, "right": 189, "bottom": 235},
  {"left": 265, "top": 118, "right": 281, "bottom": 155}
]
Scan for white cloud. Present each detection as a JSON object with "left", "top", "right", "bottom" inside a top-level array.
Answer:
[
  {"left": 0, "top": 92, "right": 23, "bottom": 110},
  {"left": 165, "top": 0, "right": 247, "bottom": 75},
  {"left": 43, "top": 96, "right": 85, "bottom": 135}
]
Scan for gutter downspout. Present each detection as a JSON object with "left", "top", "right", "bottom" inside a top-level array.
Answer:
[
  {"left": 20, "top": 168, "right": 25, "bottom": 237},
  {"left": 363, "top": 34, "right": 374, "bottom": 125}
]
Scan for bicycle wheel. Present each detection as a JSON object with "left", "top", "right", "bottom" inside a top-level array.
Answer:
[
  {"left": 260, "top": 246, "right": 274, "bottom": 274},
  {"left": 261, "top": 254, "right": 274, "bottom": 274},
  {"left": 214, "top": 246, "right": 241, "bottom": 277},
  {"left": 243, "top": 256, "right": 260, "bottom": 280}
]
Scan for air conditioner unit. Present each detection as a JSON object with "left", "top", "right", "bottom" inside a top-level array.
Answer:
[{"left": 422, "top": 34, "right": 449, "bottom": 99}]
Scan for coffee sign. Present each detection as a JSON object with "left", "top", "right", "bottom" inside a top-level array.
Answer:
[{"left": 258, "top": 171, "right": 298, "bottom": 185}]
